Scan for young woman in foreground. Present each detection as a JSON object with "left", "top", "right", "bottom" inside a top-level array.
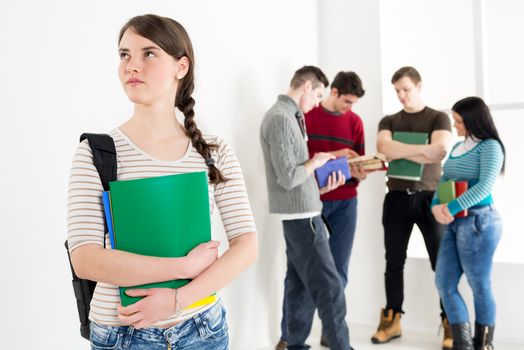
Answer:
[{"left": 67, "top": 14, "right": 257, "bottom": 350}]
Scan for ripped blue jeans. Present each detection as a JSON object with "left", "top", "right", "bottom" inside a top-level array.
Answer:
[{"left": 90, "top": 300, "right": 228, "bottom": 350}]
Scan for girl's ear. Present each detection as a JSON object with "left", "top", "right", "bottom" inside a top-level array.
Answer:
[{"left": 175, "top": 56, "right": 190, "bottom": 80}]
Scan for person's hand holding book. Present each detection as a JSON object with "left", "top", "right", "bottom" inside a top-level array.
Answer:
[
  {"left": 350, "top": 163, "right": 367, "bottom": 181},
  {"left": 319, "top": 170, "right": 346, "bottom": 194},
  {"left": 431, "top": 204, "right": 454, "bottom": 225},
  {"left": 331, "top": 148, "right": 360, "bottom": 159}
]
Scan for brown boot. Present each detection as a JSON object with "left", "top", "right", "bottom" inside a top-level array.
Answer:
[
  {"left": 371, "top": 308, "right": 402, "bottom": 344},
  {"left": 442, "top": 317, "right": 453, "bottom": 350},
  {"left": 320, "top": 332, "right": 329, "bottom": 347},
  {"left": 275, "top": 339, "right": 288, "bottom": 350}
]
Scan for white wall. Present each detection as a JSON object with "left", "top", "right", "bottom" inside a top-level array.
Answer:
[{"left": 0, "top": 0, "right": 318, "bottom": 348}]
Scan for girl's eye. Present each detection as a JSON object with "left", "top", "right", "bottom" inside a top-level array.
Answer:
[
  {"left": 145, "top": 51, "right": 155, "bottom": 59},
  {"left": 119, "top": 52, "right": 129, "bottom": 60}
]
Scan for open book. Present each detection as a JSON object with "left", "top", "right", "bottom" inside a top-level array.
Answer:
[{"left": 347, "top": 152, "right": 387, "bottom": 171}]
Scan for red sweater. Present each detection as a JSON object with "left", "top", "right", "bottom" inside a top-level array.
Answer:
[{"left": 305, "top": 105, "right": 365, "bottom": 201}]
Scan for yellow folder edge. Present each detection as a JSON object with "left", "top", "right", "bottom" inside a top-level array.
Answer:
[{"left": 185, "top": 294, "right": 217, "bottom": 310}]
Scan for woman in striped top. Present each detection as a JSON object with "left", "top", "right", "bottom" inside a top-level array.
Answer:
[
  {"left": 67, "top": 14, "right": 257, "bottom": 350},
  {"left": 432, "top": 97, "right": 505, "bottom": 350}
]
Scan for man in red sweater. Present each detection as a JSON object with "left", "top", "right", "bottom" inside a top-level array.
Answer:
[{"left": 276, "top": 71, "right": 366, "bottom": 350}]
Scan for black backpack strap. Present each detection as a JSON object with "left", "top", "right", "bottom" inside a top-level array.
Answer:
[
  {"left": 64, "top": 240, "right": 95, "bottom": 339},
  {"left": 80, "top": 133, "right": 117, "bottom": 191},
  {"left": 65, "top": 133, "right": 117, "bottom": 340}
]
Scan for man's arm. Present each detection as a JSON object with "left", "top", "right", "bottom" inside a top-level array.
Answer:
[
  {"left": 376, "top": 129, "right": 451, "bottom": 164},
  {"left": 265, "top": 116, "right": 334, "bottom": 189}
]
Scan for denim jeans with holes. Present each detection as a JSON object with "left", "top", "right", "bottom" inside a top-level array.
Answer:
[
  {"left": 435, "top": 205, "right": 502, "bottom": 325},
  {"left": 90, "top": 300, "right": 228, "bottom": 350}
]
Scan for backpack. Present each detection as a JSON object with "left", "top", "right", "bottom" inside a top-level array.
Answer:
[{"left": 64, "top": 133, "right": 117, "bottom": 340}]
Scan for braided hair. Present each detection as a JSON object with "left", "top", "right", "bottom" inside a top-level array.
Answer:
[{"left": 119, "top": 14, "right": 227, "bottom": 184}]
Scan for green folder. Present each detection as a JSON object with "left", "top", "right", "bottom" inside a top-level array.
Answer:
[
  {"left": 437, "top": 180, "right": 456, "bottom": 204},
  {"left": 386, "top": 131, "right": 429, "bottom": 181},
  {"left": 109, "top": 172, "right": 211, "bottom": 306}
]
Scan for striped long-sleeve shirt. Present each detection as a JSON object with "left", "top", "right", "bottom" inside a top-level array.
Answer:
[
  {"left": 432, "top": 139, "right": 504, "bottom": 216},
  {"left": 67, "top": 128, "right": 256, "bottom": 326}
]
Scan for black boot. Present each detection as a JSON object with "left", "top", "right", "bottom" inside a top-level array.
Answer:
[
  {"left": 473, "top": 323, "right": 495, "bottom": 350},
  {"left": 450, "top": 323, "right": 474, "bottom": 350}
]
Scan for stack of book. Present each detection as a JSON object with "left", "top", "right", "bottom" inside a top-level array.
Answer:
[
  {"left": 102, "top": 171, "right": 216, "bottom": 308},
  {"left": 347, "top": 152, "right": 387, "bottom": 171},
  {"left": 314, "top": 153, "right": 387, "bottom": 186}
]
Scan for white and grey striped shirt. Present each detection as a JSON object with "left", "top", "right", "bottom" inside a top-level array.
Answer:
[{"left": 67, "top": 128, "right": 256, "bottom": 326}]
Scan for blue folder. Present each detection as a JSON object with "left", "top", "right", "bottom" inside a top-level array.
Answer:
[
  {"left": 315, "top": 157, "right": 351, "bottom": 187},
  {"left": 102, "top": 191, "right": 116, "bottom": 249}
]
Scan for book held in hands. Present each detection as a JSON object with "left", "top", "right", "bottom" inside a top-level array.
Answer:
[
  {"left": 102, "top": 171, "right": 217, "bottom": 308},
  {"left": 347, "top": 152, "right": 387, "bottom": 171},
  {"left": 386, "top": 131, "right": 428, "bottom": 181},
  {"left": 437, "top": 179, "right": 468, "bottom": 218},
  {"left": 315, "top": 157, "right": 351, "bottom": 187}
]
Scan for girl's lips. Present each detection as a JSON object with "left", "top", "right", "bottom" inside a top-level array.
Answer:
[{"left": 127, "top": 78, "right": 144, "bottom": 84}]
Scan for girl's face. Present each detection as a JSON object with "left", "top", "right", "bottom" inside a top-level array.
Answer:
[
  {"left": 452, "top": 111, "right": 467, "bottom": 137},
  {"left": 118, "top": 29, "right": 185, "bottom": 106}
]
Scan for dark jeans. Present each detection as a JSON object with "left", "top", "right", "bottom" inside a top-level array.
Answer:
[
  {"left": 323, "top": 198, "right": 358, "bottom": 287},
  {"left": 436, "top": 205, "right": 502, "bottom": 325},
  {"left": 281, "top": 199, "right": 358, "bottom": 341},
  {"left": 382, "top": 191, "right": 445, "bottom": 316},
  {"left": 281, "top": 215, "right": 351, "bottom": 350}
]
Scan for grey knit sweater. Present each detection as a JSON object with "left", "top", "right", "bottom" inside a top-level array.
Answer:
[{"left": 260, "top": 95, "right": 322, "bottom": 214}]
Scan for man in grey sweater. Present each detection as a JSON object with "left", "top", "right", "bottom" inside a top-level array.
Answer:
[{"left": 260, "top": 66, "right": 353, "bottom": 350}]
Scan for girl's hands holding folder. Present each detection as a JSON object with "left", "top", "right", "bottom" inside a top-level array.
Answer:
[
  {"left": 184, "top": 240, "right": 220, "bottom": 278},
  {"left": 116, "top": 241, "right": 220, "bottom": 329},
  {"left": 117, "top": 288, "right": 177, "bottom": 329}
]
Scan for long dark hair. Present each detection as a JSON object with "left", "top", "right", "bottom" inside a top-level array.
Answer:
[
  {"left": 452, "top": 96, "right": 506, "bottom": 173},
  {"left": 119, "top": 14, "right": 227, "bottom": 184}
]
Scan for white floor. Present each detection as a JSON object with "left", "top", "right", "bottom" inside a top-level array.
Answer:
[{"left": 259, "top": 323, "right": 524, "bottom": 350}]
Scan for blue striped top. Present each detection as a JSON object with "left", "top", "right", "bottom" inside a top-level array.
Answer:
[{"left": 432, "top": 139, "right": 504, "bottom": 216}]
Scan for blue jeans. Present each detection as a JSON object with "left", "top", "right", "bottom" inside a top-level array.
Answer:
[
  {"left": 322, "top": 198, "right": 358, "bottom": 287},
  {"left": 435, "top": 205, "right": 502, "bottom": 325},
  {"left": 280, "top": 199, "right": 357, "bottom": 341},
  {"left": 90, "top": 301, "right": 228, "bottom": 350},
  {"left": 280, "top": 215, "right": 351, "bottom": 350}
]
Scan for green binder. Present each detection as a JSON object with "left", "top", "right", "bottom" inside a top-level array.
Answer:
[
  {"left": 386, "top": 131, "right": 429, "bottom": 181},
  {"left": 109, "top": 172, "right": 211, "bottom": 306},
  {"left": 437, "top": 180, "right": 456, "bottom": 204}
]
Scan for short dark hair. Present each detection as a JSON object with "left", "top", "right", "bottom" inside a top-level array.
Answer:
[
  {"left": 452, "top": 96, "right": 506, "bottom": 173},
  {"left": 290, "top": 66, "right": 329, "bottom": 89},
  {"left": 391, "top": 66, "right": 421, "bottom": 84},
  {"left": 331, "top": 71, "right": 365, "bottom": 97}
]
